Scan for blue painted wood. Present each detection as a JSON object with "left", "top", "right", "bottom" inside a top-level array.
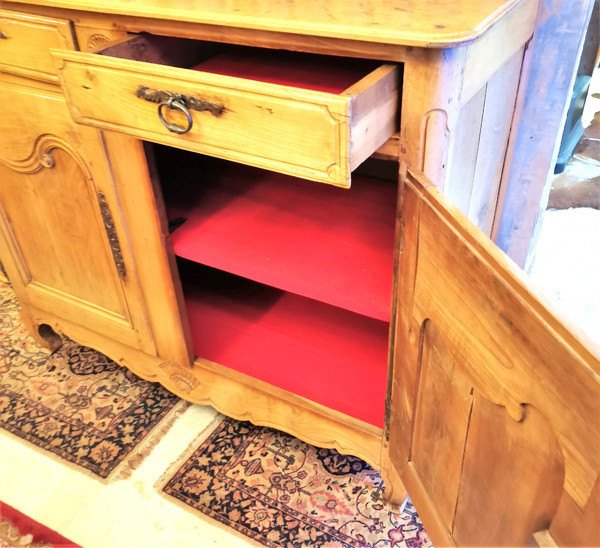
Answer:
[{"left": 491, "top": 0, "right": 595, "bottom": 269}]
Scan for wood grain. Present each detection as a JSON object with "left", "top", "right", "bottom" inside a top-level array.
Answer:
[
  {"left": 9, "top": 0, "right": 528, "bottom": 47},
  {"left": 492, "top": 0, "right": 596, "bottom": 267},
  {"left": 453, "top": 397, "right": 565, "bottom": 546},
  {"left": 100, "top": 132, "right": 193, "bottom": 367},
  {"left": 411, "top": 320, "right": 474, "bottom": 531},
  {"left": 467, "top": 47, "right": 524, "bottom": 234},
  {"left": 0, "top": 81, "right": 154, "bottom": 353}
]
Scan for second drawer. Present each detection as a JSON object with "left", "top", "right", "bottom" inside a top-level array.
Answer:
[
  {"left": 1, "top": 9, "right": 76, "bottom": 82},
  {"left": 52, "top": 34, "right": 399, "bottom": 188}
]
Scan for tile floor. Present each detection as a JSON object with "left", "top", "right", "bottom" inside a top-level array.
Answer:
[{"left": 1, "top": 404, "right": 260, "bottom": 547}]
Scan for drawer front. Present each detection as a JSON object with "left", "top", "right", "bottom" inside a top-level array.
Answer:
[
  {"left": 53, "top": 45, "right": 398, "bottom": 187},
  {"left": 0, "top": 10, "right": 76, "bottom": 82}
]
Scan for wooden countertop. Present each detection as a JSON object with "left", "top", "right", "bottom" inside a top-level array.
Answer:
[{"left": 9, "top": 0, "right": 530, "bottom": 47}]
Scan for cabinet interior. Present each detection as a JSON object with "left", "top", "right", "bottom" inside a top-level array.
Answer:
[
  {"left": 149, "top": 145, "right": 398, "bottom": 428},
  {"left": 127, "top": 36, "right": 400, "bottom": 428}
]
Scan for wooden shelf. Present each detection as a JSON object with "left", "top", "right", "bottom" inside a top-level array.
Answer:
[
  {"left": 180, "top": 261, "right": 389, "bottom": 427},
  {"left": 168, "top": 161, "right": 396, "bottom": 322}
]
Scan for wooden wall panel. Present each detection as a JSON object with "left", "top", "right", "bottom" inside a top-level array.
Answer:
[{"left": 385, "top": 172, "right": 600, "bottom": 546}]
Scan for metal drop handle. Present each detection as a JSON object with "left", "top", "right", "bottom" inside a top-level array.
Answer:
[{"left": 157, "top": 97, "right": 193, "bottom": 134}]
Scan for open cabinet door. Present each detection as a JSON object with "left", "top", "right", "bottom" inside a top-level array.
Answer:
[{"left": 383, "top": 169, "right": 600, "bottom": 547}]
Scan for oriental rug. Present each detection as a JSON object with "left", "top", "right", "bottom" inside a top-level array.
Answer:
[
  {"left": 162, "top": 418, "right": 432, "bottom": 547},
  {"left": 0, "top": 281, "right": 187, "bottom": 480},
  {"left": 0, "top": 502, "right": 79, "bottom": 548}
]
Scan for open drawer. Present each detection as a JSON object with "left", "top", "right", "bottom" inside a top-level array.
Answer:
[{"left": 52, "top": 34, "right": 399, "bottom": 188}]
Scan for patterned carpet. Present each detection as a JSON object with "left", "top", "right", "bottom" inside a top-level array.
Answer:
[
  {"left": 163, "top": 418, "right": 431, "bottom": 547},
  {"left": 0, "top": 282, "right": 185, "bottom": 480}
]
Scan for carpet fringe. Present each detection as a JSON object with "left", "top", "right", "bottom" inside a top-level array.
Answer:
[
  {"left": 153, "top": 412, "right": 225, "bottom": 490},
  {"left": 112, "top": 399, "right": 193, "bottom": 481},
  {"left": 0, "top": 399, "right": 192, "bottom": 484},
  {"left": 154, "top": 415, "right": 266, "bottom": 547}
]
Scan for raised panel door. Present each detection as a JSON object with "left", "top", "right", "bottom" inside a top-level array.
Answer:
[{"left": 0, "top": 81, "right": 155, "bottom": 353}]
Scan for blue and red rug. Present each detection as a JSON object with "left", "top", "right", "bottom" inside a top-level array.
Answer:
[
  {"left": 0, "top": 282, "right": 186, "bottom": 480},
  {"left": 162, "top": 418, "right": 431, "bottom": 547}
]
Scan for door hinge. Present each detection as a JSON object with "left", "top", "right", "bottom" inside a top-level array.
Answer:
[{"left": 98, "top": 192, "right": 126, "bottom": 280}]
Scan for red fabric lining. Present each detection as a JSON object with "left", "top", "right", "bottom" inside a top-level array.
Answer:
[
  {"left": 168, "top": 164, "right": 395, "bottom": 322},
  {"left": 181, "top": 263, "right": 388, "bottom": 427},
  {"left": 0, "top": 502, "right": 80, "bottom": 547},
  {"left": 191, "top": 51, "right": 377, "bottom": 94}
]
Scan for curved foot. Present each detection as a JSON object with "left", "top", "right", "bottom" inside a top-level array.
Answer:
[{"left": 380, "top": 459, "right": 408, "bottom": 509}]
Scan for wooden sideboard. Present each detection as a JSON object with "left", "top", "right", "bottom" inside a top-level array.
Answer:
[{"left": 1, "top": 2, "right": 599, "bottom": 546}]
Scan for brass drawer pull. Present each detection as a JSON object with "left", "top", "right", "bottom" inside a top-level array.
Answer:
[{"left": 158, "top": 97, "right": 193, "bottom": 134}]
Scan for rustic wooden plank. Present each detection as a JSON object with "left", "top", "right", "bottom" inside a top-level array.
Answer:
[
  {"left": 453, "top": 396, "right": 564, "bottom": 546},
  {"left": 445, "top": 85, "right": 486, "bottom": 215},
  {"left": 459, "top": 0, "right": 536, "bottom": 104},
  {"left": 467, "top": 47, "right": 524, "bottom": 235},
  {"left": 411, "top": 321, "right": 474, "bottom": 531}
]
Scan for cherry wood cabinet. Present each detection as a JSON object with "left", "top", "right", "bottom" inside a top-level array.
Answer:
[{"left": 1, "top": 2, "right": 599, "bottom": 546}]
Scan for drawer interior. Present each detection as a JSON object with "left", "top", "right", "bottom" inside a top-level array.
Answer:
[
  {"left": 149, "top": 143, "right": 398, "bottom": 427},
  {"left": 99, "top": 33, "right": 381, "bottom": 94}
]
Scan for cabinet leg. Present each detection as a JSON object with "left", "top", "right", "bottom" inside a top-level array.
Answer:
[{"left": 380, "top": 458, "right": 408, "bottom": 509}]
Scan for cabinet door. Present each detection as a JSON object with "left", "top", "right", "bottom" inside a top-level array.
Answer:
[
  {"left": 0, "top": 82, "right": 155, "bottom": 354},
  {"left": 383, "top": 169, "right": 600, "bottom": 547}
]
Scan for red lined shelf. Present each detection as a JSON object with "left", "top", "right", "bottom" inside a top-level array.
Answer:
[
  {"left": 168, "top": 162, "right": 396, "bottom": 322},
  {"left": 192, "top": 50, "right": 378, "bottom": 94},
  {"left": 181, "top": 262, "right": 388, "bottom": 427}
]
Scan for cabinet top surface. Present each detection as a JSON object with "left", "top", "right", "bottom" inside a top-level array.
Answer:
[{"left": 13, "top": 0, "right": 527, "bottom": 47}]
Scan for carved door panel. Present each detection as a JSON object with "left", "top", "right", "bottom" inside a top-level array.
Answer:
[
  {"left": 383, "top": 169, "right": 600, "bottom": 546},
  {"left": 0, "top": 81, "right": 154, "bottom": 353}
]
